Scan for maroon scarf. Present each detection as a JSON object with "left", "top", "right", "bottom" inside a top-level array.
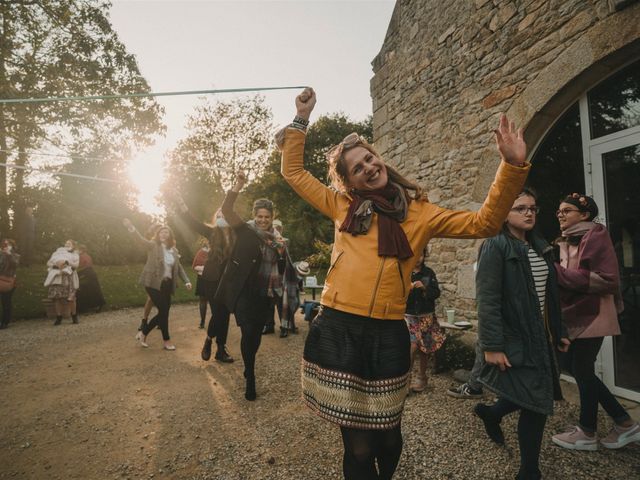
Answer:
[
  {"left": 555, "top": 222, "right": 622, "bottom": 338},
  {"left": 339, "top": 183, "right": 413, "bottom": 260}
]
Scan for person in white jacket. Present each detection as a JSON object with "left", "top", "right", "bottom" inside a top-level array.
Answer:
[{"left": 45, "top": 240, "right": 80, "bottom": 325}]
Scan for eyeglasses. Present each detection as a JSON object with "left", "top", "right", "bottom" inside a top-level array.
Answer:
[
  {"left": 511, "top": 206, "right": 540, "bottom": 215},
  {"left": 556, "top": 208, "right": 580, "bottom": 217},
  {"left": 326, "top": 132, "right": 366, "bottom": 159}
]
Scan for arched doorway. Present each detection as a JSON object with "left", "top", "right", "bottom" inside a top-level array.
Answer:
[{"left": 529, "top": 58, "right": 640, "bottom": 402}]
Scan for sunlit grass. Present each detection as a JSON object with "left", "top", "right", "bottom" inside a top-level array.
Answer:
[{"left": 12, "top": 264, "right": 198, "bottom": 320}]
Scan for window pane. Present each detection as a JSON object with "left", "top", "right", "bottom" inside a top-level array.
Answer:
[
  {"left": 529, "top": 104, "right": 585, "bottom": 243},
  {"left": 589, "top": 59, "right": 640, "bottom": 139},
  {"left": 602, "top": 143, "right": 640, "bottom": 393}
]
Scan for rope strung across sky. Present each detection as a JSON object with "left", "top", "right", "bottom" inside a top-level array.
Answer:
[
  {"left": 0, "top": 85, "right": 307, "bottom": 104},
  {"left": 0, "top": 162, "right": 120, "bottom": 183}
]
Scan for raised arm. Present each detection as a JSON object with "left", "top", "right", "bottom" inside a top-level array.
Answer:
[
  {"left": 220, "top": 173, "right": 247, "bottom": 228},
  {"left": 122, "top": 218, "right": 155, "bottom": 250},
  {"left": 279, "top": 88, "right": 342, "bottom": 220},
  {"left": 424, "top": 115, "right": 530, "bottom": 239},
  {"left": 174, "top": 194, "right": 215, "bottom": 238}
]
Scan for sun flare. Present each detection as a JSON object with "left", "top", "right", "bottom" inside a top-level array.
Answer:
[{"left": 128, "top": 151, "right": 166, "bottom": 216}]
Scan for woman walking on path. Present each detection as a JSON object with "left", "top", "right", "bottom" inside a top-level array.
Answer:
[
  {"left": 0, "top": 239, "right": 20, "bottom": 329},
  {"left": 279, "top": 87, "right": 530, "bottom": 480},
  {"left": 45, "top": 240, "right": 80, "bottom": 325},
  {"left": 215, "top": 173, "right": 286, "bottom": 401},
  {"left": 474, "top": 189, "right": 569, "bottom": 480},
  {"left": 123, "top": 219, "right": 192, "bottom": 351},
  {"left": 76, "top": 244, "right": 106, "bottom": 313},
  {"left": 404, "top": 249, "right": 443, "bottom": 393},
  {"left": 175, "top": 201, "right": 235, "bottom": 363},
  {"left": 139, "top": 224, "right": 162, "bottom": 332},
  {"left": 551, "top": 194, "right": 640, "bottom": 451}
]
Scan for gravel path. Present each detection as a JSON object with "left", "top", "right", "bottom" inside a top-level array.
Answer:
[{"left": 0, "top": 304, "right": 638, "bottom": 479}]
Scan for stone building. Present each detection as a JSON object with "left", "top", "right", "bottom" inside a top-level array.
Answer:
[{"left": 371, "top": 0, "right": 640, "bottom": 401}]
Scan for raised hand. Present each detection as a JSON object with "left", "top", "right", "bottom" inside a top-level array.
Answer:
[
  {"left": 232, "top": 171, "right": 248, "bottom": 192},
  {"left": 295, "top": 87, "right": 316, "bottom": 121},
  {"left": 494, "top": 114, "right": 527, "bottom": 166}
]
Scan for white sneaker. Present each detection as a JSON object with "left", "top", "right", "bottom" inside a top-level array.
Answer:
[
  {"left": 600, "top": 422, "right": 640, "bottom": 449},
  {"left": 135, "top": 331, "right": 149, "bottom": 348},
  {"left": 552, "top": 426, "right": 598, "bottom": 451}
]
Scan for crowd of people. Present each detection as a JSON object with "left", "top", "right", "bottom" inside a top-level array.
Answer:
[{"left": 1, "top": 87, "right": 638, "bottom": 480}]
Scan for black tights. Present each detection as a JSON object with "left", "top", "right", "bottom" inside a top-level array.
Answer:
[
  {"left": 340, "top": 425, "right": 403, "bottom": 480},
  {"left": 240, "top": 321, "right": 264, "bottom": 380},
  {"left": 198, "top": 297, "right": 207, "bottom": 324},
  {"left": 488, "top": 399, "right": 547, "bottom": 480},
  {"left": 143, "top": 280, "right": 172, "bottom": 341}
]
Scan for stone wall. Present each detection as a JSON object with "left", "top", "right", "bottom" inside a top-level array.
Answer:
[{"left": 371, "top": 0, "right": 640, "bottom": 323}]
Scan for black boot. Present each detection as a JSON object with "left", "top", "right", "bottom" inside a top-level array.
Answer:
[
  {"left": 262, "top": 324, "right": 275, "bottom": 335},
  {"left": 279, "top": 327, "right": 288, "bottom": 338},
  {"left": 215, "top": 345, "right": 234, "bottom": 363},
  {"left": 72, "top": 314, "right": 79, "bottom": 324},
  {"left": 53, "top": 316, "right": 62, "bottom": 326},
  {"left": 201, "top": 337, "right": 213, "bottom": 361},
  {"left": 245, "top": 376, "right": 256, "bottom": 401},
  {"left": 198, "top": 321, "right": 205, "bottom": 329}
]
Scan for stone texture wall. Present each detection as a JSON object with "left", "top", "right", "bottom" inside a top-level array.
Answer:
[{"left": 371, "top": 0, "right": 640, "bottom": 323}]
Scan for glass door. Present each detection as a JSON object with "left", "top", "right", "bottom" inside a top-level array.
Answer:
[{"left": 590, "top": 131, "right": 640, "bottom": 402}]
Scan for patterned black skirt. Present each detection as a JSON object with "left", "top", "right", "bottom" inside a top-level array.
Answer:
[{"left": 302, "top": 307, "right": 410, "bottom": 430}]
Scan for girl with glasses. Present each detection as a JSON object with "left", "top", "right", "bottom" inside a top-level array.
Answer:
[
  {"left": 277, "top": 87, "right": 530, "bottom": 479},
  {"left": 551, "top": 194, "right": 640, "bottom": 450},
  {"left": 474, "top": 188, "right": 569, "bottom": 480}
]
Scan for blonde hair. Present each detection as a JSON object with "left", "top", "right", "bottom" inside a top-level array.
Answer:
[{"left": 327, "top": 139, "right": 427, "bottom": 201}]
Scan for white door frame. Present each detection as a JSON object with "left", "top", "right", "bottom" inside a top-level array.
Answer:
[{"left": 588, "top": 128, "right": 640, "bottom": 403}]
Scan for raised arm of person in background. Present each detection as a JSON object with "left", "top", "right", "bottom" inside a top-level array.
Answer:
[
  {"left": 220, "top": 172, "right": 248, "bottom": 228},
  {"left": 173, "top": 194, "right": 215, "bottom": 238},
  {"left": 122, "top": 218, "right": 154, "bottom": 250}
]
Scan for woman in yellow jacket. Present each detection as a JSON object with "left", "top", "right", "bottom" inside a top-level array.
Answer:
[{"left": 279, "top": 88, "right": 530, "bottom": 480}]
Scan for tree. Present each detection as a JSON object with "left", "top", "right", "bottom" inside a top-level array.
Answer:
[
  {"left": 164, "top": 94, "right": 273, "bottom": 226},
  {"left": 0, "top": 0, "right": 165, "bottom": 235},
  {"left": 245, "top": 113, "right": 372, "bottom": 260}
]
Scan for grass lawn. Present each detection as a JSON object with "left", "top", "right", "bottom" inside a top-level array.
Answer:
[{"left": 13, "top": 264, "right": 198, "bottom": 320}]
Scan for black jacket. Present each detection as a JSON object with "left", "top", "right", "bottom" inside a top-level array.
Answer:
[
  {"left": 214, "top": 192, "right": 262, "bottom": 314},
  {"left": 477, "top": 230, "right": 566, "bottom": 415},
  {"left": 405, "top": 265, "right": 440, "bottom": 315},
  {"left": 179, "top": 211, "right": 228, "bottom": 283}
]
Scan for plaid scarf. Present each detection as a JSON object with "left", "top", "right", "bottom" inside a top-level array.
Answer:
[{"left": 247, "top": 220, "right": 285, "bottom": 297}]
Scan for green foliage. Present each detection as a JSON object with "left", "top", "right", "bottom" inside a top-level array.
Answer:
[
  {"left": 245, "top": 113, "right": 372, "bottom": 261},
  {"left": 163, "top": 95, "right": 274, "bottom": 240},
  {"left": 12, "top": 264, "right": 198, "bottom": 320},
  {"left": 305, "top": 240, "right": 332, "bottom": 269},
  {"left": 0, "top": 0, "right": 164, "bottom": 241}
]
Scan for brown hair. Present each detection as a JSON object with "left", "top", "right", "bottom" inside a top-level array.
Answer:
[
  {"left": 328, "top": 139, "right": 427, "bottom": 201},
  {"left": 154, "top": 226, "right": 176, "bottom": 248},
  {"left": 209, "top": 226, "right": 236, "bottom": 263},
  {"left": 1, "top": 239, "right": 16, "bottom": 249}
]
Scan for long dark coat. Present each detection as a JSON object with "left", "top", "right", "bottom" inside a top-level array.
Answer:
[{"left": 477, "top": 230, "right": 566, "bottom": 415}]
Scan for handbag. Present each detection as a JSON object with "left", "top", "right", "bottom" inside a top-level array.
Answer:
[{"left": 0, "top": 275, "right": 15, "bottom": 293}]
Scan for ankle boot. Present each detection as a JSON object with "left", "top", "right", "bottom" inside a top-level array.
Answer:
[
  {"left": 245, "top": 376, "right": 256, "bottom": 401},
  {"left": 53, "top": 316, "right": 62, "bottom": 326},
  {"left": 72, "top": 314, "right": 79, "bottom": 324},
  {"left": 201, "top": 337, "right": 213, "bottom": 361},
  {"left": 279, "top": 327, "right": 288, "bottom": 338}
]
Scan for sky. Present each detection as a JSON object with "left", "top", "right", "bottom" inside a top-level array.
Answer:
[{"left": 108, "top": 0, "right": 396, "bottom": 213}]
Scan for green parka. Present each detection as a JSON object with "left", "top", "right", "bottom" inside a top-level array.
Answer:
[{"left": 477, "top": 230, "right": 566, "bottom": 415}]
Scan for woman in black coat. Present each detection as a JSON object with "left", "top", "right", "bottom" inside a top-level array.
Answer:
[
  {"left": 215, "top": 172, "right": 285, "bottom": 401},
  {"left": 475, "top": 189, "right": 570, "bottom": 480}
]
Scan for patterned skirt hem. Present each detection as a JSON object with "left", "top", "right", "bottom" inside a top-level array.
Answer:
[{"left": 301, "top": 359, "right": 409, "bottom": 430}]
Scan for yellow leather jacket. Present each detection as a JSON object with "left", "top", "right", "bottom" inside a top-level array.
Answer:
[{"left": 281, "top": 128, "right": 529, "bottom": 320}]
